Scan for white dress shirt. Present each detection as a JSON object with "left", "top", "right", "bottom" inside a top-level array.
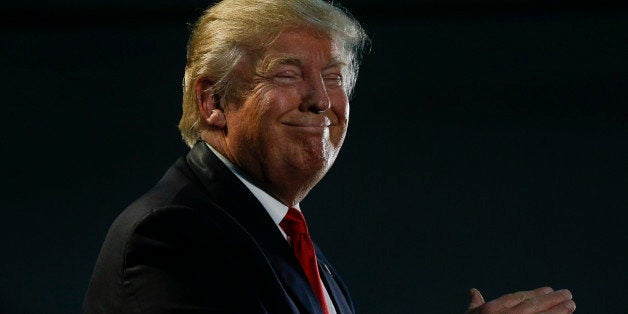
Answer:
[{"left": 205, "top": 143, "right": 337, "bottom": 314}]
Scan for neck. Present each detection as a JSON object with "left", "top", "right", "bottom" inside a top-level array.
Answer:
[{"left": 200, "top": 131, "right": 320, "bottom": 207}]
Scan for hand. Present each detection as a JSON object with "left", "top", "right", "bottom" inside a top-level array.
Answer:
[{"left": 466, "top": 287, "right": 576, "bottom": 313}]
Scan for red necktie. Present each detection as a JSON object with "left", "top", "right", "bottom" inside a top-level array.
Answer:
[{"left": 279, "top": 207, "right": 329, "bottom": 314}]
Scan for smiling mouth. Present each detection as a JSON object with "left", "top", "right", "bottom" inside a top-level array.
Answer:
[
  {"left": 282, "top": 122, "right": 333, "bottom": 135},
  {"left": 283, "top": 122, "right": 331, "bottom": 128},
  {"left": 283, "top": 116, "right": 333, "bottom": 128}
]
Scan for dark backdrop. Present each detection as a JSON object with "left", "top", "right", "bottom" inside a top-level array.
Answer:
[{"left": 2, "top": 1, "right": 627, "bottom": 313}]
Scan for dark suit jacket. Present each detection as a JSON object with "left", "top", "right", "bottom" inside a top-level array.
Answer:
[{"left": 83, "top": 142, "right": 355, "bottom": 314}]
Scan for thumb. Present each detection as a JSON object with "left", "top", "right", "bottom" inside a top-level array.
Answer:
[{"left": 467, "top": 288, "right": 486, "bottom": 312}]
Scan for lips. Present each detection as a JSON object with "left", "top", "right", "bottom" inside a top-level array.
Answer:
[
  {"left": 283, "top": 122, "right": 331, "bottom": 128},
  {"left": 282, "top": 116, "right": 332, "bottom": 128}
]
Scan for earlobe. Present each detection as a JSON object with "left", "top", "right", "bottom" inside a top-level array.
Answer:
[{"left": 196, "top": 78, "right": 227, "bottom": 129}]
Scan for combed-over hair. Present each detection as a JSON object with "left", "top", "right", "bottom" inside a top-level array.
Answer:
[{"left": 178, "top": 0, "right": 368, "bottom": 147}]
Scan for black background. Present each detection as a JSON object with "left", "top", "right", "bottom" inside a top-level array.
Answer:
[{"left": 2, "top": 1, "right": 627, "bottom": 313}]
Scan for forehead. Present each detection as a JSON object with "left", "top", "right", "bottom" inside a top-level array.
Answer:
[{"left": 258, "top": 28, "right": 345, "bottom": 68}]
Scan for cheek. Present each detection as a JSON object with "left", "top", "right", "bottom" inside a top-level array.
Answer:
[
  {"left": 327, "top": 86, "right": 349, "bottom": 113},
  {"left": 333, "top": 96, "right": 350, "bottom": 123},
  {"left": 341, "top": 102, "right": 349, "bottom": 121},
  {"left": 262, "top": 88, "right": 300, "bottom": 116},
  {"left": 243, "top": 87, "right": 275, "bottom": 125}
]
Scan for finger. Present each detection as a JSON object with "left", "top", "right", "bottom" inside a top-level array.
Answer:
[
  {"left": 540, "top": 300, "right": 577, "bottom": 314},
  {"left": 467, "top": 288, "right": 486, "bottom": 310},
  {"left": 512, "top": 289, "right": 573, "bottom": 313},
  {"left": 487, "top": 286, "right": 554, "bottom": 308}
]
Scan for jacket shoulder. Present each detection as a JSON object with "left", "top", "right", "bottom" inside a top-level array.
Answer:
[{"left": 83, "top": 158, "right": 265, "bottom": 313}]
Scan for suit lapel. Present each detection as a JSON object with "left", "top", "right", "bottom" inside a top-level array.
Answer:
[
  {"left": 316, "top": 252, "right": 354, "bottom": 314},
  {"left": 186, "top": 142, "right": 324, "bottom": 314}
]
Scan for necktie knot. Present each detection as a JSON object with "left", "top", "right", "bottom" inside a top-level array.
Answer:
[{"left": 279, "top": 207, "right": 309, "bottom": 236}]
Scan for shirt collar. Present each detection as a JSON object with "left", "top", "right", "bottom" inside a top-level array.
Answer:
[{"left": 204, "top": 143, "right": 299, "bottom": 227}]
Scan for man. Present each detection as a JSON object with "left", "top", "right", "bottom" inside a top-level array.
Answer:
[{"left": 84, "top": 1, "right": 576, "bottom": 313}]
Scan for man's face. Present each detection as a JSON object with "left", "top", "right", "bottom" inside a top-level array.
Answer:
[{"left": 223, "top": 28, "right": 349, "bottom": 197}]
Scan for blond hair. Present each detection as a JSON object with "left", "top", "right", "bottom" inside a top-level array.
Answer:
[{"left": 178, "top": 0, "right": 368, "bottom": 147}]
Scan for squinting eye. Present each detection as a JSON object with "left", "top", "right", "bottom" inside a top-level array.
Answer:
[
  {"left": 276, "top": 71, "right": 298, "bottom": 78},
  {"left": 273, "top": 71, "right": 301, "bottom": 84},
  {"left": 324, "top": 74, "right": 343, "bottom": 87}
]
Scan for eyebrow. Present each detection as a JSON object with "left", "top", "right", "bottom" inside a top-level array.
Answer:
[
  {"left": 323, "top": 59, "right": 347, "bottom": 71},
  {"left": 262, "top": 56, "right": 301, "bottom": 73},
  {"left": 257, "top": 55, "right": 347, "bottom": 75}
]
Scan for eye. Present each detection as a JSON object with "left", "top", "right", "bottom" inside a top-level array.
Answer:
[
  {"left": 273, "top": 70, "right": 301, "bottom": 84},
  {"left": 324, "top": 73, "right": 343, "bottom": 87}
]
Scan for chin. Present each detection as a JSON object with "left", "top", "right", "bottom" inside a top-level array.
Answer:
[
  {"left": 303, "top": 150, "right": 339, "bottom": 176},
  {"left": 282, "top": 136, "right": 341, "bottom": 174}
]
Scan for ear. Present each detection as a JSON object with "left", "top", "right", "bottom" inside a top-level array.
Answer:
[{"left": 195, "top": 77, "right": 226, "bottom": 129}]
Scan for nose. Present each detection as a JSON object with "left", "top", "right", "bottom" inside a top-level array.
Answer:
[{"left": 300, "top": 75, "right": 331, "bottom": 113}]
